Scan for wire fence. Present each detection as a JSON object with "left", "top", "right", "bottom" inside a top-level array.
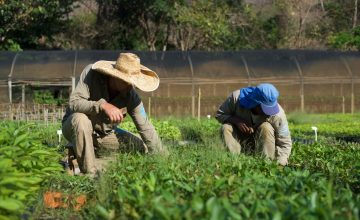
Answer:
[{"left": 0, "top": 50, "right": 359, "bottom": 120}]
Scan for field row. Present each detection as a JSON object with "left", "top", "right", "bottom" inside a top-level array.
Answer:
[{"left": 1, "top": 114, "right": 360, "bottom": 219}]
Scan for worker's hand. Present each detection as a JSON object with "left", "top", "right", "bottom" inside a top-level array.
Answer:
[
  {"left": 100, "top": 102, "right": 124, "bottom": 123},
  {"left": 236, "top": 122, "right": 254, "bottom": 135},
  {"left": 225, "top": 116, "right": 254, "bottom": 135}
]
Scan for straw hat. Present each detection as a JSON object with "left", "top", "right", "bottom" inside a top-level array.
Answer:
[{"left": 91, "top": 53, "right": 159, "bottom": 92}]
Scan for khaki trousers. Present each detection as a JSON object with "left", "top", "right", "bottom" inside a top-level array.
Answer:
[
  {"left": 62, "top": 113, "right": 146, "bottom": 174},
  {"left": 221, "top": 122, "right": 275, "bottom": 159}
]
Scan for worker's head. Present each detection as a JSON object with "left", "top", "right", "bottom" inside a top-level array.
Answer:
[
  {"left": 108, "top": 77, "right": 133, "bottom": 94},
  {"left": 251, "top": 105, "right": 264, "bottom": 115},
  {"left": 240, "top": 83, "right": 280, "bottom": 116},
  {"left": 92, "top": 53, "right": 160, "bottom": 92},
  {"left": 253, "top": 83, "right": 279, "bottom": 116}
]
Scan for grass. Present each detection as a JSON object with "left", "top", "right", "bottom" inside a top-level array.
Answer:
[{"left": 287, "top": 112, "right": 360, "bottom": 124}]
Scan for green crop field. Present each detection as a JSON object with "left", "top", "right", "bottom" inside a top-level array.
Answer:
[{"left": 1, "top": 114, "right": 360, "bottom": 220}]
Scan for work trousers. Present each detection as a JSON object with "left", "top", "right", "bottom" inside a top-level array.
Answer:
[
  {"left": 62, "top": 113, "right": 146, "bottom": 174},
  {"left": 221, "top": 122, "right": 276, "bottom": 160}
]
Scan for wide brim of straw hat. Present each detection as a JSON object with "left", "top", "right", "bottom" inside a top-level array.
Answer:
[{"left": 91, "top": 60, "right": 160, "bottom": 92}]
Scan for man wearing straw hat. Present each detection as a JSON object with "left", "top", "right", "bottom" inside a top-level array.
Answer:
[
  {"left": 216, "top": 83, "right": 292, "bottom": 166},
  {"left": 62, "top": 53, "right": 168, "bottom": 176}
]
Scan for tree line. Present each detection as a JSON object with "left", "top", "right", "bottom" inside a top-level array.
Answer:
[{"left": 0, "top": 0, "right": 359, "bottom": 51}]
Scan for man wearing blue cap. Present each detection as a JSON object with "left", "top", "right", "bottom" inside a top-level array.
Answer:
[{"left": 215, "top": 83, "right": 292, "bottom": 165}]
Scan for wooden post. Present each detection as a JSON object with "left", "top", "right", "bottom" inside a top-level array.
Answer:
[
  {"left": 44, "top": 107, "right": 48, "bottom": 126},
  {"left": 21, "top": 84, "right": 25, "bottom": 120},
  {"left": 192, "top": 89, "right": 195, "bottom": 117},
  {"left": 197, "top": 87, "right": 201, "bottom": 121},
  {"left": 52, "top": 105, "right": 56, "bottom": 124},
  {"left": 300, "top": 83, "right": 304, "bottom": 112},
  {"left": 351, "top": 82, "right": 354, "bottom": 114},
  {"left": 8, "top": 80, "right": 12, "bottom": 103},
  {"left": 340, "top": 83, "right": 344, "bottom": 113},
  {"left": 58, "top": 108, "right": 61, "bottom": 121},
  {"left": 21, "top": 84, "right": 25, "bottom": 105},
  {"left": 71, "top": 77, "right": 76, "bottom": 92},
  {"left": 167, "top": 84, "right": 171, "bottom": 114},
  {"left": 9, "top": 104, "right": 13, "bottom": 121},
  {"left": 61, "top": 107, "right": 64, "bottom": 121},
  {"left": 37, "top": 104, "right": 40, "bottom": 121},
  {"left": 15, "top": 105, "right": 21, "bottom": 121}
]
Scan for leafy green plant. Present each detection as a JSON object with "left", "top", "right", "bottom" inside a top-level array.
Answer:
[
  {"left": 0, "top": 122, "right": 63, "bottom": 219},
  {"left": 119, "top": 119, "right": 182, "bottom": 142},
  {"left": 11, "top": 114, "right": 360, "bottom": 219}
]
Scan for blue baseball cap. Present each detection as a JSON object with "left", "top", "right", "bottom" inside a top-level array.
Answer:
[{"left": 252, "top": 83, "right": 279, "bottom": 115}]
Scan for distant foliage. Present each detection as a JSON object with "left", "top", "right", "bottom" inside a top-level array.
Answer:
[
  {"left": 327, "top": 26, "right": 360, "bottom": 50},
  {"left": 1, "top": 0, "right": 360, "bottom": 50},
  {"left": 0, "top": 0, "right": 76, "bottom": 50},
  {"left": 33, "top": 90, "right": 66, "bottom": 105}
]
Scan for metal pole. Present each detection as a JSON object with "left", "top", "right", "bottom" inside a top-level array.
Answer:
[
  {"left": 341, "top": 57, "right": 355, "bottom": 114},
  {"left": 241, "top": 56, "right": 251, "bottom": 86},
  {"left": 188, "top": 53, "right": 195, "bottom": 117},
  {"left": 8, "top": 53, "right": 19, "bottom": 104},
  {"left": 72, "top": 51, "right": 78, "bottom": 93},
  {"left": 73, "top": 51, "right": 78, "bottom": 77},
  {"left": 293, "top": 57, "right": 304, "bottom": 112}
]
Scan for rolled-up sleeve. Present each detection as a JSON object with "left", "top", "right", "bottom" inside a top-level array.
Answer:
[
  {"left": 69, "top": 64, "right": 106, "bottom": 115},
  {"left": 215, "top": 93, "right": 236, "bottom": 123},
  {"left": 128, "top": 93, "right": 167, "bottom": 154},
  {"left": 273, "top": 113, "right": 292, "bottom": 164}
]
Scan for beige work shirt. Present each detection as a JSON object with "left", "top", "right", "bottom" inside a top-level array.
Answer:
[
  {"left": 215, "top": 90, "right": 292, "bottom": 162},
  {"left": 62, "top": 64, "right": 163, "bottom": 153}
]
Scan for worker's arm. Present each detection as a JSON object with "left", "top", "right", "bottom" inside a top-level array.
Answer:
[
  {"left": 215, "top": 92, "right": 236, "bottom": 123},
  {"left": 216, "top": 91, "right": 254, "bottom": 134},
  {"left": 272, "top": 111, "right": 292, "bottom": 165},
  {"left": 69, "top": 64, "right": 106, "bottom": 115},
  {"left": 127, "top": 90, "right": 168, "bottom": 155}
]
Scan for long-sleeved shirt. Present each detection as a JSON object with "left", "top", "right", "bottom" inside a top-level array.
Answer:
[
  {"left": 62, "top": 64, "right": 164, "bottom": 153},
  {"left": 216, "top": 90, "right": 292, "bottom": 162}
]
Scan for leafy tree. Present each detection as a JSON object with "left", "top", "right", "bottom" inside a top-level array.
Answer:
[
  {"left": 171, "top": 0, "right": 232, "bottom": 51},
  {"left": 0, "top": 0, "right": 76, "bottom": 50},
  {"left": 327, "top": 26, "right": 360, "bottom": 50},
  {"left": 324, "top": 0, "right": 360, "bottom": 50},
  {"left": 62, "top": 0, "right": 98, "bottom": 49},
  {"left": 227, "top": 2, "right": 283, "bottom": 49},
  {"left": 95, "top": 0, "right": 177, "bottom": 51}
]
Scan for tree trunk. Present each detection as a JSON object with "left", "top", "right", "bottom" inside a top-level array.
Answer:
[
  {"left": 319, "top": 0, "right": 325, "bottom": 12},
  {"left": 354, "top": 0, "right": 358, "bottom": 28}
]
